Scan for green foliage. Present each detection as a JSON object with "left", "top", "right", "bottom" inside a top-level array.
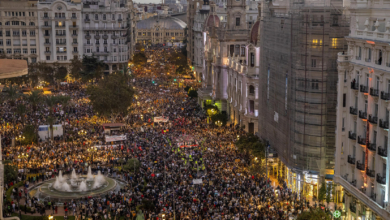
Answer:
[
  {"left": 188, "top": 89, "right": 198, "bottom": 98},
  {"left": 44, "top": 95, "right": 71, "bottom": 140},
  {"left": 69, "top": 58, "right": 83, "bottom": 80},
  {"left": 123, "top": 158, "right": 140, "bottom": 173},
  {"left": 22, "top": 125, "right": 38, "bottom": 145},
  {"left": 210, "top": 113, "right": 227, "bottom": 126},
  {"left": 318, "top": 182, "right": 327, "bottom": 204},
  {"left": 87, "top": 73, "right": 134, "bottom": 122},
  {"left": 5, "top": 180, "right": 23, "bottom": 203},
  {"left": 26, "top": 90, "right": 43, "bottom": 111},
  {"left": 326, "top": 183, "right": 332, "bottom": 204},
  {"left": 203, "top": 104, "right": 219, "bottom": 116},
  {"left": 133, "top": 53, "right": 147, "bottom": 66},
  {"left": 16, "top": 104, "right": 26, "bottom": 124},
  {"left": 55, "top": 66, "right": 68, "bottom": 82},
  {"left": 235, "top": 133, "right": 265, "bottom": 160},
  {"left": 4, "top": 84, "right": 21, "bottom": 106},
  {"left": 80, "top": 56, "right": 105, "bottom": 82},
  {"left": 297, "top": 208, "right": 331, "bottom": 220}
]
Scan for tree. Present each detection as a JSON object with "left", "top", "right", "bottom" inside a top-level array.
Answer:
[
  {"left": 55, "top": 66, "right": 68, "bottom": 82},
  {"left": 80, "top": 56, "right": 105, "bottom": 82},
  {"left": 297, "top": 208, "right": 331, "bottom": 220},
  {"left": 26, "top": 90, "right": 43, "bottom": 112},
  {"left": 44, "top": 95, "right": 71, "bottom": 140},
  {"left": 4, "top": 160, "right": 18, "bottom": 184},
  {"left": 4, "top": 84, "right": 21, "bottom": 106},
  {"left": 236, "top": 133, "right": 265, "bottom": 159},
  {"left": 133, "top": 53, "right": 147, "bottom": 66},
  {"left": 210, "top": 113, "right": 227, "bottom": 126},
  {"left": 326, "top": 183, "right": 332, "bottom": 206},
  {"left": 123, "top": 158, "right": 140, "bottom": 173},
  {"left": 16, "top": 104, "right": 26, "bottom": 125},
  {"left": 87, "top": 73, "right": 135, "bottom": 122},
  {"left": 188, "top": 89, "right": 198, "bottom": 98},
  {"left": 203, "top": 104, "right": 219, "bottom": 116},
  {"left": 22, "top": 124, "right": 38, "bottom": 145},
  {"left": 69, "top": 57, "right": 83, "bottom": 81},
  {"left": 318, "top": 181, "right": 327, "bottom": 204}
]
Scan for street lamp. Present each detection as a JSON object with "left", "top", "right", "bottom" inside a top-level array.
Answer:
[{"left": 15, "top": 135, "right": 25, "bottom": 146}]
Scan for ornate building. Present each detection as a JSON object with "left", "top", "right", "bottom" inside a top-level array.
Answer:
[
  {"left": 0, "top": 0, "right": 40, "bottom": 64},
  {"left": 198, "top": 0, "right": 260, "bottom": 134},
  {"left": 136, "top": 15, "right": 186, "bottom": 46}
]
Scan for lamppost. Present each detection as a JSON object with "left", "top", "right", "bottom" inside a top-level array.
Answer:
[
  {"left": 88, "top": 146, "right": 97, "bottom": 164},
  {"left": 15, "top": 135, "right": 25, "bottom": 146},
  {"left": 18, "top": 153, "right": 29, "bottom": 173}
]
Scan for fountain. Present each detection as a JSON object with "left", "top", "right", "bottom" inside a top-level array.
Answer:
[{"left": 29, "top": 166, "right": 125, "bottom": 200}]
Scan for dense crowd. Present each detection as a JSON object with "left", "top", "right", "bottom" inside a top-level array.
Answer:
[{"left": 1, "top": 47, "right": 327, "bottom": 220}]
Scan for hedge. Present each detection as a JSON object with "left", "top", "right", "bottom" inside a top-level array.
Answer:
[{"left": 6, "top": 181, "right": 24, "bottom": 203}]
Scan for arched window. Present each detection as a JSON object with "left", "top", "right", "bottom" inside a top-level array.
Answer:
[
  {"left": 249, "top": 85, "right": 255, "bottom": 94},
  {"left": 29, "top": 22, "right": 35, "bottom": 26},
  {"left": 5, "top": 21, "right": 10, "bottom": 26},
  {"left": 21, "top": 22, "right": 26, "bottom": 26}
]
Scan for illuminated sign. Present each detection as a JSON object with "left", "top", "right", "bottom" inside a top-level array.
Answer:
[{"left": 333, "top": 210, "right": 341, "bottom": 218}]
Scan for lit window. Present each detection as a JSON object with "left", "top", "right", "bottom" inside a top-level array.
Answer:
[{"left": 332, "top": 38, "right": 338, "bottom": 48}]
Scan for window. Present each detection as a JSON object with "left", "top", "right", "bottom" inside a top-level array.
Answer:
[
  {"left": 112, "top": 14, "right": 115, "bottom": 20},
  {"left": 138, "top": 32, "right": 141, "bottom": 36},
  {"left": 45, "top": 47, "right": 50, "bottom": 52},
  {"left": 6, "top": 39, "right": 11, "bottom": 46},
  {"left": 44, "top": 12, "right": 48, "bottom": 18},
  {"left": 6, "top": 31, "right": 10, "bottom": 36},
  {"left": 103, "top": 14, "right": 106, "bottom": 20},
  {"left": 95, "top": 14, "right": 98, "bottom": 20},
  {"left": 46, "top": 56, "right": 50, "bottom": 60},
  {"left": 7, "top": 49, "right": 12, "bottom": 54},
  {"left": 311, "top": 80, "right": 319, "bottom": 90},
  {"left": 0, "top": 40, "right": 2, "bottom": 46},
  {"left": 236, "top": 17, "right": 240, "bottom": 26},
  {"left": 250, "top": 53, "right": 254, "bottom": 67},
  {"left": 22, "top": 30, "right": 27, "bottom": 36},
  {"left": 311, "top": 59, "right": 316, "bottom": 67},
  {"left": 72, "top": 13, "right": 76, "bottom": 18},
  {"left": 30, "top": 49, "right": 36, "bottom": 54},
  {"left": 249, "top": 85, "right": 255, "bottom": 94},
  {"left": 240, "top": 47, "right": 245, "bottom": 56},
  {"left": 74, "top": 47, "right": 77, "bottom": 52},
  {"left": 14, "top": 49, "right": 21, "bottom": 54},
  {"left": 249, "top": 100, "right": 254, "bottom": 113},
  {"left": 343, "top": 94, "right": 346, "bottom": 107},
  {"left": 30, "top": 31, "right": 35, "bottom": 36},
  {"left": 29, "top": 22, "right": 35, "bottom": 26},
  {"left": 331, "top": 38, "right": 338, "bottom": 48}
]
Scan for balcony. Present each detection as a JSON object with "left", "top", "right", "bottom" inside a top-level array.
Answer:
[
  {"left": 42, "top": 25, "right": 52, "bottom": 29},
  {"left": 42, "top": 16, "right": 50, "bottom": 20},
  {"left": 366, "top": 168, "right": 375, "bottom": 178},
  {"left": 44, "top": 51, "right": 51, "bottom": 54},
  {"left": 54, "top": 16, "right": 66, "bottom": 19},
  {"left": 350, "top": 204, "right": 356, "bottom": 213},
  {"left": 381, "top": 91, "right": 390, "bottom": 100},
  {"left": 360, "top": 85, "right": 368, "bottom": 93},
  {"left": 44, "top": 42, "right": 51, "bottom": 46},
  {"left": 103, "top": 34, "right": 108, "bottom": 39},
  {"left": 378, "top": 146, "right": 387, "bottom": 157},
  {"left": 56, "top": 42, "right": 66, "bottom": 45},
  {"left": 85, "top": 35, "right": 91, "bottom": 40},
  {"left": 348, "top": 131, "right": 356, "bottom": 140},
  {"left": 350, "top": 107, "right": 357, "bottom": 115},
  {"left": 375, "top": 60, "right": 382, "bottom": 65},
  {"left": 72, "top": 51, "right": 78, "bottom": 54},
  {"left": 356, "top": 56, "right": 361, "bottom": 60},
  {"left": 350, "top": 179, "right": 357, "bottom": 187},
  {"left": 356, "top": 160, "right": 365, "bottom": 171},
  {"left": 118, "top": 18, "right": 123, "bottom": 22},
  {"left": 379, "top": 119, "right": 389, "bottom": 129},
  {"left": 368, "top": 115, "right": 378, "bottom": 124},
  {"left": 376, "top": 174, "right": 386, "bottom": 185},
  {"left": 55, "top": 25, "right": 66, "bottom": 28},
  {"left": 357, "top": 136, "right": 366, "bottom": 145},
  {"left": 71, "top": 16, "right": 77, "bottom": 19},
  {"left": 365, "top": 58, "right": 371, "bottom": 63},
  {"left": 85, "top": 18, "right": 90, "bottom": 22},
  {"left": 367, "top": 143, "right": 376, "bottom": 152},
  {"left": 371, "top": 193, "right": 376, "bottom": 201},
  {"left": 94, "top": 35, "right": 101, "bottom": 39},
  {"left": 44, "top": 34, "right": 50, "bottom": 37},
  {"left": 358, "top": 110, "right": 367, "bottom": 119},
  {"left": 72, "top": 42, "right": 78, "bottom": 46},
  {"left": 347, "top": 155, "right": 356, "bottom": 165},
  {"left": 359, "top": 187, "right": 366, "bottom": 194},
  {"left": 69, "top": 25, "right": 78, "bottom": 29},
  {"left": 56, "top": 51, "right": 67, "bottom": 53},
  {"left": 56, "top": 34, "right": 66, "bottom": 36},
  {"left": 370, "top": 88, "right": 379, "bottom": 97}
]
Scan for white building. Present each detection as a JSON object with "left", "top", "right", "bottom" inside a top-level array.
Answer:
[
  {"left": 0, "top": 0, "right": 40, "bottom": 64},
  {"left": 37, "top": 0, "right": 83, "bottom": 64},
  {"left": 82, "top": 0, "right": 133, "bottom": 73},
  {"left": 334, "top": 0, "right": 390, "bottom": 219}
]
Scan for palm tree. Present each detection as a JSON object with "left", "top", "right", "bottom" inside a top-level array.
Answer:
[
  {"left": 26, "top": 90, "right": 43, "bottom": 112},
  {"left": 5, "top": 84, "right": 20, "bottom": 106},
  {"left": 16, "top": 104, "right": 26, "bottom": 126},
  {"left": 44, "top": 95, "right": 71, "bottom": 140}
]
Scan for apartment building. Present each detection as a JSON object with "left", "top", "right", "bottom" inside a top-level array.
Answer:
[
  {"left": 334, "top": 0, "right": 390, "bottom": 219},
  {"left": 37, "top": 0, "right": 83, "bottom": 64},
  {"left": 82, "top": 0, "right": 132, "bottom": 73},
  {"left": 0, "top": 0, "right": 40, "bottom": 63}
]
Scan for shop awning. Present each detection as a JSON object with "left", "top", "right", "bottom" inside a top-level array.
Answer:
[{"left": 325, "top": 174, "right": 334, "bottom": 180}]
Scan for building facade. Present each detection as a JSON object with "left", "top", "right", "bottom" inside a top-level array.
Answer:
[
  {"left": 37, "top": 0, "right": 83, "bottom": 64},
  {"left": 334, "top": 0, "right": 390, "bottom": 219},
  {"left": 257, "top": 0, "right": 349, "bottom": 197},
  {"left": 0, "top": 0, "right": 40, "bottom": 64},
  {"left": 82, "top": 0, "right": 132, "bottom": 73},
  {"left": 136, "top": 15, "right": 186, "bottom": 46},
  {"left": 197, "top": 0, "right": 261, "bottom": 134}
]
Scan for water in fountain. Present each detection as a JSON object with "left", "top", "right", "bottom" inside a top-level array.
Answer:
[
  {"left": 79, "top": 181, "right": 87, "bottom": 191},
  {"left": 93, "top": 171, "right": 106, "bottom": 189},
  {"left": 87, "top": 166, "right": 93, "bottom": 180},
  {"left": 62, "top": 182, "right": 71, "bottom": 192},
  {"left": 71, "top": 169, "right": 78, "bottom": 179}
]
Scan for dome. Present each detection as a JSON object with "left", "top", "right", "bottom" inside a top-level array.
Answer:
[
  {"left": 205, "top": 14, "right": 220, "bottom": 28},
  {"left": 250, "top": 20, "right": 260, "bottom": 44},
  {"left": 137, "top": 16, "right": 187, "bottom": 30}
]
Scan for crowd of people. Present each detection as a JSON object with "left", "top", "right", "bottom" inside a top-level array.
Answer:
[{"left": 1, "top": 47, "right": 330, "bottom": 220}]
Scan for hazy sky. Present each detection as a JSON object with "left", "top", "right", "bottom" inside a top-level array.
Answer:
[{"left": 134, "top": 0, "right": 164, "bottom": 4}]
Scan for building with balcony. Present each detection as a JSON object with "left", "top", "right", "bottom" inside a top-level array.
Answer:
[
  {"left": 258, "top": 0, "right": 349, "bottom": 198},
  {"left": 196, "top": 0, "right": 260, "bottom": 133},
  {"left": 136, "top": 15, "right": 186, "bottom": 46},
  {"left": 37, "top": 0, "right": 83, "bottom": 64},
  {"left": 0, "top": 0, "right": 40, "bottom": 64},
  {"left": 82, "top": 0, "right": 133, "bottom": 73},
  {"left": 334, "top": 0, "right": 390, "bottom": 219}
]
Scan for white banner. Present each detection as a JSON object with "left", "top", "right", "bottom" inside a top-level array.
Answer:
[
  {"left": 154, "top": 116, "right": 169, "bottom": 123},
  {"left": 105, "top": 135, "right": 127, "bottom": 142},
  {"left": 193, "top": 179, "right": 203, "bottom": 185}
]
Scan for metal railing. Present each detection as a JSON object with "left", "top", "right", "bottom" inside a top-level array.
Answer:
[
  {"left": 358, "top": 110, "right": 367, "bottom": 119},
  {"left": 368, "top": 115, "right": 378, "bottom": 124},
  {"left": 356, "top": 160, "right": 365, "bottom": 171},
  {"left": 378, "top": 146, "right": 387, "bottom": 157},
  {"left": 357, "top": 136, "right": 366, "bottom": 145},
  {"left": 366, "top": 168, "right": 375, "bottom": 178},
  {"left": 355, "top": 56, "right": 361, "bottom": 60},
  {"left": 370, "top": 88, "right": 379, "bottom": 97},
  {"left": 376, "top": 174, "right": 386, "bottom": 185},
  {"left": 367, "top": 143, "right": 376, "bottom": 152},
  {"left": 360, "top": 85, "right": 368, "bottom": 93},
  {"left": 365, "top": 58, "right": 371, "bottom": 62},
  {"left": 381, "top": 91, "right": 390, "bottom": 100},
  {"left": 348, "top": 131, "right": 356, "bottom": 140},
  {"left": 347, "top": 155, "right": 356, "bottom": 165},
  {"left": 351, "top": 82, "right": 359, "bottom": 90},
  {"left": 350, "top": 107, "right": 357, "bottom": 115},
  {"left": 379, "top": 119, "right": 389, "bottom": 129}
]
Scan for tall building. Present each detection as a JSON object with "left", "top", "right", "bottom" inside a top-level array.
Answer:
[
  {"left": 82, "top": 0, "right": 132, "bottom": 73},
  {"left": 37, "top": 0, "right": 83, "bottom": 64},
  {"left": 334, "top": 0, "right": 390, "bottom": 219},
  {"left": 197, "top": 0, "right": 261, "bottom": 134},
  {"left": 258, "top": 0, "right": 349, "bottom": 197},
  {"left": 0, "top": 0, "right": 40, "bottom": 64}
]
